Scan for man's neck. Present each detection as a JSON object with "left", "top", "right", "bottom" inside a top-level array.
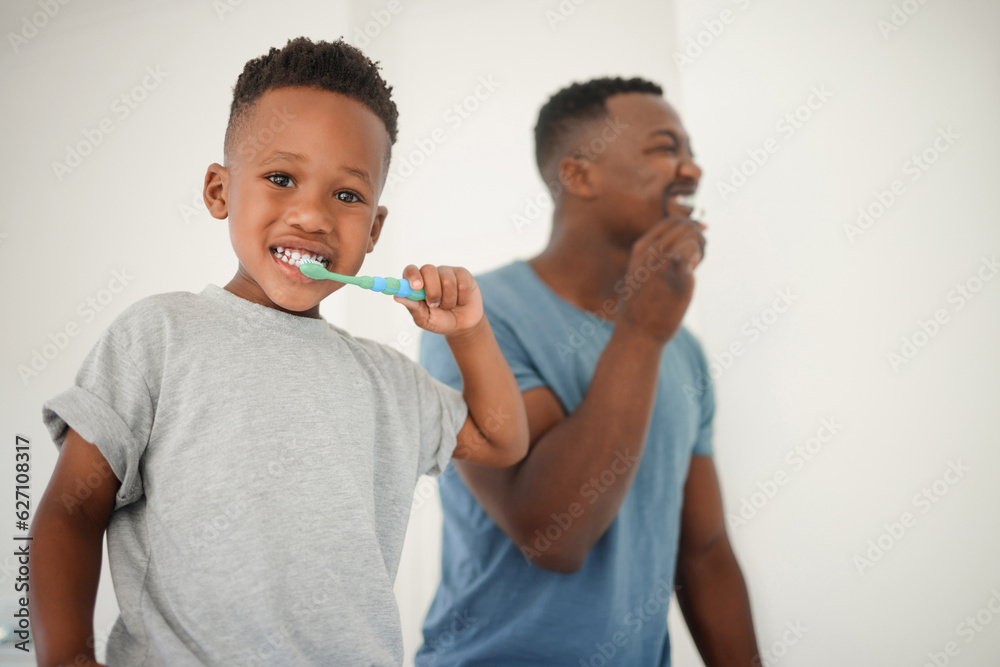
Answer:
[{"left": 528, "top": 219, "right": 632, "bottom": 319}]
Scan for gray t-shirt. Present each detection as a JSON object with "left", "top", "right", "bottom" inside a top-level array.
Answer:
[{"left": 42, "top": 284, "right": 468, "bottom": 666}]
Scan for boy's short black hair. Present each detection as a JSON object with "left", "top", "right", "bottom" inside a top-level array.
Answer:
[
  {"left": 225, "top": 37, "right": 399, "bottom": 170},
  {"left": 534, "top": 76, "right": 663, "bottom": 176}
]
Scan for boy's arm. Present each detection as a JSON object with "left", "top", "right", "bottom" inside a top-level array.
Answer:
[
  {"left": 396, "top": 264, "right": 529, "bottom": 468},
  {"left": 29, "top": 427, "right": 119, "bottom": 667},
  {"left": 445, "top": 315, "right": 529, "bottom": 467}
]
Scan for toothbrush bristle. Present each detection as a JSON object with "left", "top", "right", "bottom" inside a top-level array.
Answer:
[{"left": 299, "top": 262, "right": 327, "bottom": 278}]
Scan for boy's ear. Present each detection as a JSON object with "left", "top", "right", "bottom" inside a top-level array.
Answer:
[
  {"left": 367, "top": 206, "right": 388, "bottom": 253},
  {"left": 557, "top": 155, "right": 599, "bottom": 200},
  {"left": 203, "top": 163, "right": 230, "bottom": 219}
]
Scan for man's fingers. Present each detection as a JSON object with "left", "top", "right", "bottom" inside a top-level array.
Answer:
[
  {"left": 668, "top": 229, "right": 706, "bottom": 270},
  {"left": 645, "top": 221, "right": 702, "bottom": 257},
  {"left": 634, "top": 216, "right": 703, "bottom": 256},
  {"left": 675, "top": 227, "right": 706, "bottom": 263},
  {"left": 635, "top": 218, "right": 680, "bottom": 254},
  {"left": 641, "top": 223, "right": 704, "bottom": 275}
]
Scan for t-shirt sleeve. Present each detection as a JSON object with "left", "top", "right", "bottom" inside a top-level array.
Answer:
[
  {"left": 398, "top": 341, "right": 467, "bottom": 477},
  {"left": 419, "top": 313, "right": 547, "bottom": 396},
  {"left": 489, "top": 314, "right": 547, "bottom": 395},
  {"left": 41, "top": 327, "right": 155, "bottom": 509},
  {"left": 687, "top": 333, "right": 716, "bottom": 457}
]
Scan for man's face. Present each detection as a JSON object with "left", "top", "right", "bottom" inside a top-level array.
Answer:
[
  {"left": 589, "top": 93, "right": 701, "bottom": 246},
  {"left": 209, "top": 86, "right": 389, "bottom": 318}
]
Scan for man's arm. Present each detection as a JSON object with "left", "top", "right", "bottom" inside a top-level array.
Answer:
[
  {"left": 29, "top": 427, "right": 118, "bottom": 667},
  {"left": 451, "top": 216, "right": 707, "bottom": 573},
  {"left": 674, "top": 455, "right": 760, "bottom": 665},
  {"left": 454, "top": 325, "right": 664, "bottom": 573}
]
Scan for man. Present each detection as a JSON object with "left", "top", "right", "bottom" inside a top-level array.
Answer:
[{"left": 416, "top": 77, "right": 759, "bottom": 666}]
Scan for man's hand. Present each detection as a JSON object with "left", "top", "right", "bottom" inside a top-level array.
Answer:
[
  {"left": 618, "top": 207, "right": 706, "bottom": 345},
  {"left": 395, "top": 264, "right": 484, "bottom": 338}
]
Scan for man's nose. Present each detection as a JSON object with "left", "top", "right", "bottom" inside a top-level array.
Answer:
[{"left": 677, "top": 154, "right": 702, "bottom": 182}]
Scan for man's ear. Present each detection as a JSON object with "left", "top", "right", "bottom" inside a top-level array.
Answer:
[
  {"left": 367, "top": 205, "right": 388, "bottom": 253},
  {"left": 557, "top": 155, "right": 599, "bottom": 200},
  {"left": 203, "top": 163, "right": 230, "bottom": 220}
]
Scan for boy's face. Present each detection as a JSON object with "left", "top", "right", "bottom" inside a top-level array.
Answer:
[{"left": 204, "top": 86, "right": 390, "bottom": 318}]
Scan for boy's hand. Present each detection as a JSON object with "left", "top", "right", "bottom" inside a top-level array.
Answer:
[{"left": 395, "top": 264, "right": 484, "bottom": 337}]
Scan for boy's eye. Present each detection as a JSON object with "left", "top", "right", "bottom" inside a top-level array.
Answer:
[
  {"left": 654, "top": 145, "right": 679, "bottom": 153},
  {"left": 335, "top": 191, "right": 361, "bottom": 204},
  {"left": 267, "top": 173, "right": 294, "bottom": 188}
]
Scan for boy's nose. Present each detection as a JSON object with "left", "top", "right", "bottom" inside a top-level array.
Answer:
[{"left": 285, "top": 198, "right": 333, "bottom": 233}]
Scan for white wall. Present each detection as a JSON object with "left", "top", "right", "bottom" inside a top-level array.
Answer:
[
  {"left": 2, "top": 0, "right": 998, "bottom": 665},
  {"left": 672, "top": 0, "right": 1000, "bottom": 664}
]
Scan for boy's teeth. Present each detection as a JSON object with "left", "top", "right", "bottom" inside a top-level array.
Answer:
[
  {"left": 674, "top": 193, "right": 697, "bottom": 207},
  {"left": 271, "top": 247, "right": 329, "bottom": 267}
]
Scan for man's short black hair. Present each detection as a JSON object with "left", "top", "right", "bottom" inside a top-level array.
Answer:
[
  {"left": 534, "top": 76, "right": 663, "bottom": 177},
  {"left": 225, "top": 37, "right": 399, "bottom": 170}
]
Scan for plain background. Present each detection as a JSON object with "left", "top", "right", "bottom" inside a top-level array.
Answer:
[{"left": 1, "top": 0, "right": 998, "bottom": 664}]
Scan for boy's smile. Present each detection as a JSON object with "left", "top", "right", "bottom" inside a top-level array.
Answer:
[{"left": 203, "top": 86, "right": 390, "bottom": 319}]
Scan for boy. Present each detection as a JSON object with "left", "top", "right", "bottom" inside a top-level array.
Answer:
[{"left": 29, "top": 37, "right": 528, "bottom": 667}]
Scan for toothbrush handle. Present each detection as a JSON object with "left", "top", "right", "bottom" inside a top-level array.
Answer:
[{"left": 375, "top": 276, "right": 426, "bottom": 301}]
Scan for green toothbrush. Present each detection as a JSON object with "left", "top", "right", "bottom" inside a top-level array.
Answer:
[{"left": 299, "top": 262, "right": 426, "bottom": 301}]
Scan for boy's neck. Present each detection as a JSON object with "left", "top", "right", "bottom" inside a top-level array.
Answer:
[{"left": 224, "top": 275, "right": 323, "bottom": 319}]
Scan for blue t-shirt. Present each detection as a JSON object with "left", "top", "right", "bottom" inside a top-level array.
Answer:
[{"left": 416, "top": 260, "right": 715, "bottom": 666}]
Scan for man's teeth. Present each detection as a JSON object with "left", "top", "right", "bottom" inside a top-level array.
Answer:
[
  {"left": 673, "top": 193, "right": 697, "bottom": 207},
  {"left": 271, "top": 246, "right": 330, "bottom": 267}
]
